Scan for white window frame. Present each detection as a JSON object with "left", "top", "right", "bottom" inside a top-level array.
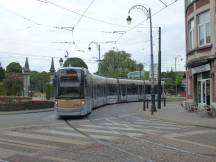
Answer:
[
  {"left": 188, "top": 19, "right": 195, "bottom": 50},
  {"left": 197, "top": 11, "right": 211, "bottom": 47}
]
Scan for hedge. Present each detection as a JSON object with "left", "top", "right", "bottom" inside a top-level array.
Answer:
[
  {"left": 0, "top": 96, "right": 31, "bottom": 103},
  {"left": 0, "top": 100, "right": 54, "bottom": 111}
]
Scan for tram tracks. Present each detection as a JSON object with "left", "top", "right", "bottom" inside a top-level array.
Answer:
[{"left": 64, "top": 115, "right": 214, "bottom": 161}]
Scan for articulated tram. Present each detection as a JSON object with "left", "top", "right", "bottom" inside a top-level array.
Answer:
[{"left": 54, "top": 67, "right": 165, "bottom": 117}]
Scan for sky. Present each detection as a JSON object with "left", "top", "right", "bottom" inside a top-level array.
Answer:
[{"left": 0, "top": 0, "right": 186, "bottom": 73}]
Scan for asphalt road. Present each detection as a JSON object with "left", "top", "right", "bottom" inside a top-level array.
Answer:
[{"left": 0, "top": 102, "right": 216, "bottom": 162}]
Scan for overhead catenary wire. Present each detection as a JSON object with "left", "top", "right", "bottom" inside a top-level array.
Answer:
[{"left": 116, "top": 0, "right": 181, "bottom": 43}]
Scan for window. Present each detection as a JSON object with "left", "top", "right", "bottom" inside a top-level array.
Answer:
[
  {"left": 198, "top": 11, "right": 210, "bottom": 46},
  {"left": 188, "top": 19, "right": 194, "bottom": 50}
]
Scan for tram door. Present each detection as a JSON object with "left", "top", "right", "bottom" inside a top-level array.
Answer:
[{"left": 197, "top": 79, "right": 210, "bottom": 106}]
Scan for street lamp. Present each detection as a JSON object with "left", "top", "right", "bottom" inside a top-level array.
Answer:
[
  {"left": 126, "top": 5, "right": 156, "bottom": 114},
  {"left": 175, "top": 55, "right": 183, "bottom": 96},
  {"left": 59, "top": 58, "right": 63, "bottom": 67},
  {"left": 88, "top": 41, "right": 101, "bottom": 74}
]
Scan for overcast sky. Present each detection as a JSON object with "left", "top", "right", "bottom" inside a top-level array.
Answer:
[{"left": 0, "top": 0, "right": 185, "bottom": 73}]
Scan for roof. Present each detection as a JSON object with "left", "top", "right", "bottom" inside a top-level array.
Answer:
[
  {"left": 23, "top": 57, "right": 30, "bottom": 72},
  {"left": 50, "top": 57, "right": 55, "bottom": 73}
]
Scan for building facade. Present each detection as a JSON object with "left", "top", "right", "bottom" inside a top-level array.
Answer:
[{"left": 185, "top": 0, "right": 216, "bottom": 112}]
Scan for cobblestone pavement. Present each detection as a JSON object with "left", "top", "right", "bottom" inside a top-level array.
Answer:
[{"left": 0, "top": 102, "right": 216, "bottom": 162}]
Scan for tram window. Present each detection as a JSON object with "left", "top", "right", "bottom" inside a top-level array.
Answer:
[
  {"left": 132, "top": 84, "right": 138, "bottom": 95},
  {"left": 145, "top": 85, "right": 151, "bottom": 94},
  {"left": 139, "top": 85, "right": 143, "bottom": 95},
  {"left": 108, "top": 84, "right": 117, "bottom": 95},
  {"left": 97, "top": 85, "right": 104, "bottom": 96},
  {"left": 127, "top": 84, "right": 138, "bottom": 95},
  {"left": 121, "top": 85, "right": 126, "bottom": 96}
]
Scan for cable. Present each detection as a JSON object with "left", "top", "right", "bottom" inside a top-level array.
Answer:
[
  {"left": 74, "top": 0, "right": 95, "bottom": 28},
  {"left": 35, "top": 0, "right": 131, "bottom": 28},
  {"left": 116, "top": 0, "right": 181, "bottom": 43},
  {"left": 158, "top": 0, "right": 168, "bottom": 7}
]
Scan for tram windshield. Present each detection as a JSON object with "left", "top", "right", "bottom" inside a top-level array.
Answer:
[{"left": 56, "top": 68, "right": 84, "bottom": 99}]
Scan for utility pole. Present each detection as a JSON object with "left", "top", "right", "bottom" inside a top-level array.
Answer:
[
  {"left": 157, "top": 27, "right": 161, "bottom": 109},
  {"left": 174, "top": 55, "right": 182, "bottom": 96},
  {"left": 149, "top": 8, "right": 156, "bottom": 114},
  {"left": 98, "top": 43, "right": 101, "bottom": 74}
]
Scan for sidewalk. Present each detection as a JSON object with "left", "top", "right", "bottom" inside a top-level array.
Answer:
[{"left": 142, "top": 102, "right": 216, "bottom": 129}]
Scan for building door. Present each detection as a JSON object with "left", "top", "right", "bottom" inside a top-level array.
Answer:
[{"left": 197, "top": 79, "right": 210, "bottom": 106}]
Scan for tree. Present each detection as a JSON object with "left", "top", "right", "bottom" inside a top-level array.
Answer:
[
  {"left": 3, "top": 74, "right": 23, "bottom": 96},
  {"left": 30, "top": 71, "right": 50, "bottom": 93},
  {"left": 46, "top": 83, "right": 54, "bottom": 100},
  {"left": 100, "top": 50, "right": 140, "bottom": 78},
  {"left": 63, "top": 57, "right": 88, "bottom": 69},
  {"left": 0, "top": 67, "right": 5, "bottom": 81},
  {"left": 0, "top": 82, "right": 6, "bottom": 96},
  {"left": 6, "top": 62, "right": 22, "bottom": 73},
  {"left": 144, "top": 71, "right": 149, "bottom": 80}
]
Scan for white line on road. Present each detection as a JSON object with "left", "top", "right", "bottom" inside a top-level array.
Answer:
[{"left": 4, "top": 131, "right": 90, "bottom": 145}]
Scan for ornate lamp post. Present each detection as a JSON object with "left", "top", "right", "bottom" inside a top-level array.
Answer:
[
  {"left": 126, "top": 5, "right": 156, "bottom": 114},
  {"left": 88, "top": 41, "right": 101, "bottom": 74},
  {"left": 59, "top": 58, "right": 63, "bottom": 67}
]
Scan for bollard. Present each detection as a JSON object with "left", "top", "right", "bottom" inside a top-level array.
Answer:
[
  {"left": 164, "top": 98, "right": 166, "bottom": 107},
  {"left": 143, "top": 100, "right": 146, "bottom": 111}
]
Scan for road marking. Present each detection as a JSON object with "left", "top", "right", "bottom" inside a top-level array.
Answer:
[
  {"left": 0, "top": 147, "right": 34, "bottom": 158},
  {"left": 78, "top": 128, "right": 120, "bottom": 135},
  {"left": 167, "top": 137, "right": 216, "bottom": 150},
  {"left": 89, "top": 134, "right": 117, "bottom": 140},
  {"left": 43, "top": 156, "right": 81, "bottom": 162},
  {"left": 163, "top": 130, "right": 216, "bottom": 138},
  {"left": 105, "top": 126, "right": 162, "bottom": 134},
  {"left": 0, "top": 138, "right": 58, "bottom": 149},
  {"left": 33, "top": 129, "right": 87, "bottom": 138},
  {"left": 102, "top": 122, "right": 180, "bottom": 130},
  {"left": 4, "top": 131, "right": 90, "bottom": 145}
]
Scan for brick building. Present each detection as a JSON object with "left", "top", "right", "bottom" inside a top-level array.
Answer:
[{"left": 185, "top": 0, "right": 216, "bottom": 112}]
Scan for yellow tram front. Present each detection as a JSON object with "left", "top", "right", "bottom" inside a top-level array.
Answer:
[{"left": 54, "top": 67, "right": 88, "bottom": 117}]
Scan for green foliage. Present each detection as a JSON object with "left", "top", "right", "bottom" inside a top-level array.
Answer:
[
  {"left": 3, "top": 74, "right": 23, "bottom": 96},
  {"left": 0, "top": 82, "right": 6, "bottom": 96},
  {"left": 162, "top": 71, "right": 185, "bottom": 95},
  {"left": 144, "top": 71, "right": 149, "bottom": 80},
  {"left": 45, "top": 84, "right": 54, "bottom": 100},
  {"left": 63, "top": 57, "right": 88, "bottom": 69},
  {"left": 30, "top": 71, "right": 50, "bottom": 93},
  {"left": 6, "top": 62, "right": 22, "bottom": 73},
  {"left": 136, "top": 63, "right": 144, "bottom": 71},
  {"left": 100, "top": 50, "right": 142, "bottom": 78},
  {"left": 0, "top": 67, "right": 5, "bottom": 81}
]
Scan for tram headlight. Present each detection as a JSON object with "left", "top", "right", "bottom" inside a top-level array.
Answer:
[
  {"left": 55, "top": 100, "right": 58, "bottom": 106},
  {"left": 81, "top": 100, "right": 85, "bottom": 105}
]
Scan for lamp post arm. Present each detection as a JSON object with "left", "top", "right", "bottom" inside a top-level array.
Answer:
[{"left": 128, "top": 5, "right": 149, "bottom": 18}]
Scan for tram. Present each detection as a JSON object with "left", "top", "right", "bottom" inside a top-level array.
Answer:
[{"left": 54, "top": 67, "right": 165, "bottom": 117}]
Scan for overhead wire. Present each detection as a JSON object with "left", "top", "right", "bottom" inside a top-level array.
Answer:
[{"left": 116, "top": 0, "right": 181, "bottom": 44}]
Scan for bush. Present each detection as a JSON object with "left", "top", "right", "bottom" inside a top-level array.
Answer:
[
  {"left": 0, "top": 82, "right": 6, "bottom": 96},
  {"left": 3, "top": 74, "right": 23, "bottom": 96},
  {"left": 0, "top": 96, "right": 31, "bottom": 103},
  {"left": 46, "top": 84, "right": 54, "bottom": 100}
]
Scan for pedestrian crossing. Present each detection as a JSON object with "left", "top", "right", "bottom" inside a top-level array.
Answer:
[
  {"left": 0, "top": 118, "right": 187, "bottom": 146},
  {"left": 0, "top": 117, "right": 194, "bottom": 160}
]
